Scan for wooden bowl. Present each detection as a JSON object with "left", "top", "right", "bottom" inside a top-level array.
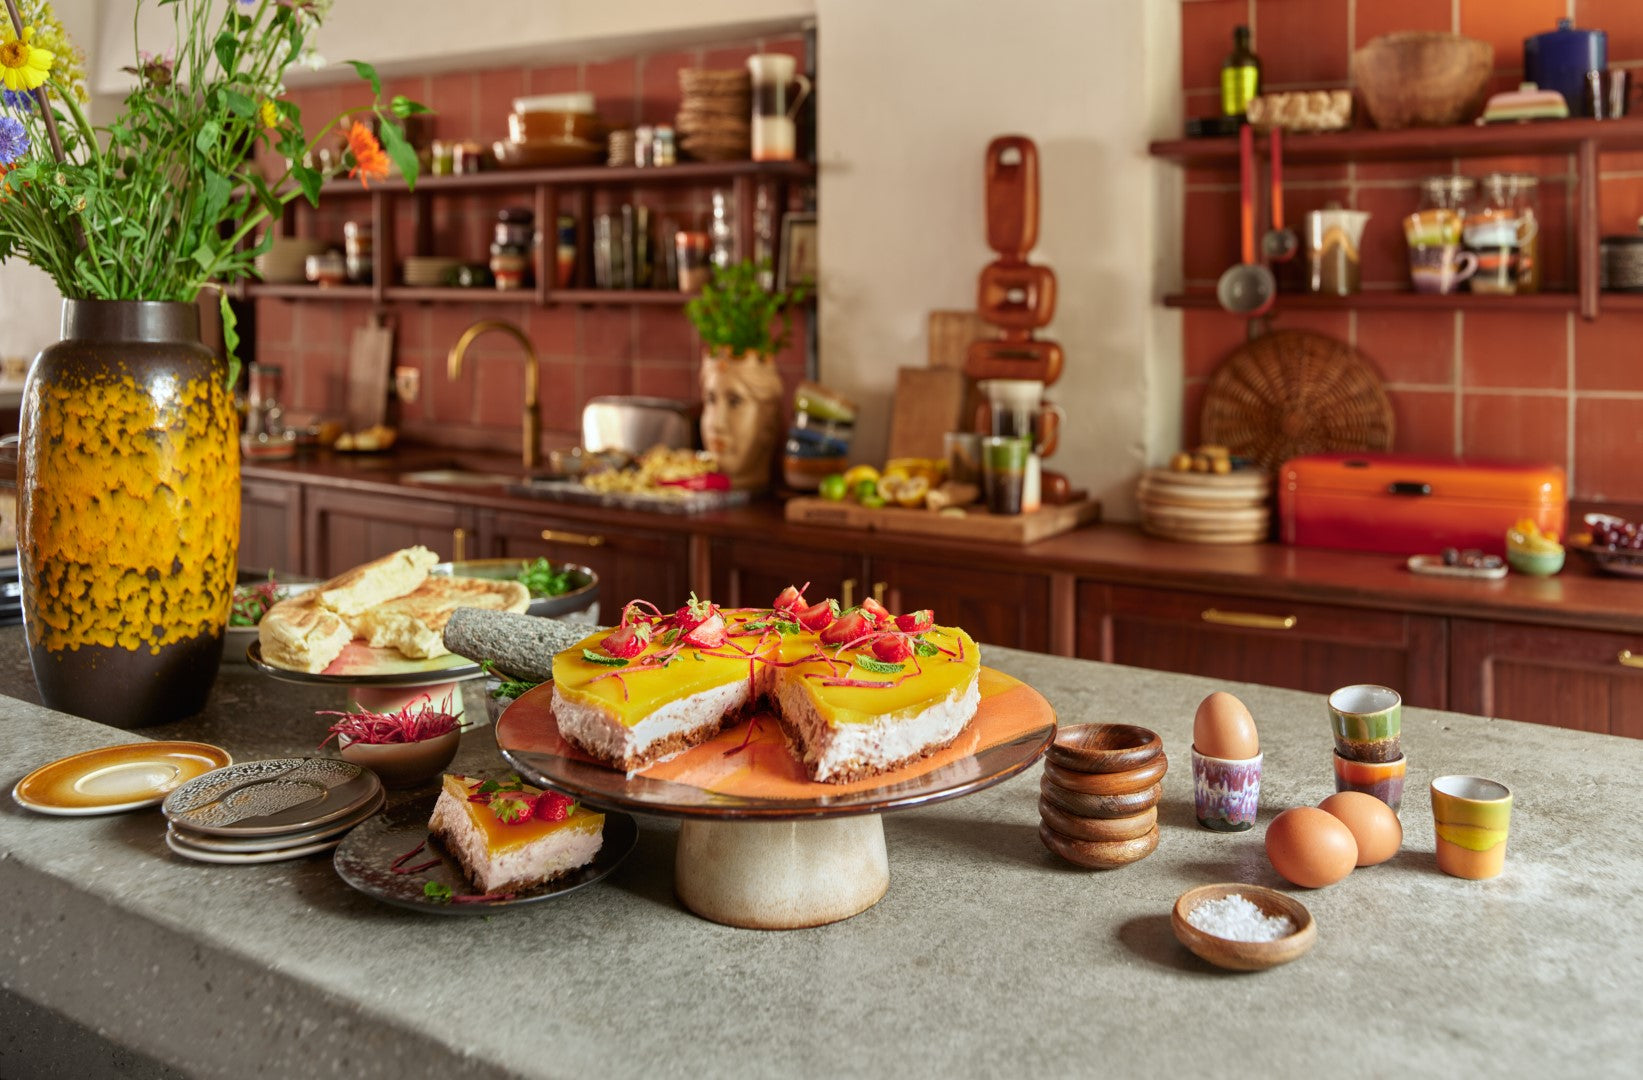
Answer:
[
  {"left": 1038, "top": 798, "right": 1156, "bottom": 843},
  {"left": 1351, "top": 32, "right": 1493, "bottom": 130},
  {"left": 1045, "top": 723, "right": 1162, "bottom": 773},
  {"left": 1040, "top": 776, "right": 1161, "bottom": 819},
  {"left": 1042, "top": 755, "right": 1167, "bottom": 796},
  {"left": 1171, "top": 883, "right": 1317, "bottom": 972},
  {"left": 1039, "top": 821, "right": 1158, "bottom": 869}
]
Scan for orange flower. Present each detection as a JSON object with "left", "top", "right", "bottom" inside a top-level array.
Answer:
[{"left": 346, "top": 121, "right": 389, "bottom": 188}]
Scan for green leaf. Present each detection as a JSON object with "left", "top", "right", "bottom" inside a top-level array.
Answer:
[
  {"left": 219, "top": 291, "right": 241, "bottom": 392},
  {"left": 192, "top": 241, "right": 217, "bottom": 272},
  {"left": 346, "top": 60, "right": 382, "bottom": 99},
  {"left": 213, "top": 31, "right": 239, "bottom": 75},
  {"left": 194, "top": 119, "right": 222, "bottom": 156},
  {"left": 856, "top": 657, "right": 905, "bottom": 675},
  {"left": 422, "top": 882, "right": 453, "bottom": 903},
  {"left": 222, "top": 90, "right": 256, "bottom": 118},
  {"left": 292, "top": 164, "right": 322, "bottom": 207},
  {"left": 391, "top": 95, "right": 432, "bottom": 118},
  {"left": 913, "top": 640, "right": 940, "bottom": 658},
  {"left": 582, "top": 649, "right": 628, "bottom": 667},
  {"left": 377, "top": 118, "right": 418, "bottom": 191}
]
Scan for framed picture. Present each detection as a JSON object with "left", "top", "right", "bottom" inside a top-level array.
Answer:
[{"left": 779, "top": 212, "right": 817, "bottom": 291}]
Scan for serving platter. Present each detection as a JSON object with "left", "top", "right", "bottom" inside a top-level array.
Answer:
[
  {"left": 332, "top": 795, "right": 638, "bottom": 914},
  {"left": 247, "top": 639, "right": 482, "bottom": 687}
]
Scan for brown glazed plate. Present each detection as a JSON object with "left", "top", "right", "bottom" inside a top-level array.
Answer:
[
  {"left": 12, "top": 741, "right": 234, "bottom": 816},
  {"left": 332, "top": 795, "right": 638, "bottom": 915},
  {"left": 161, "top": 758, "right": 383, "bottom": 838}
]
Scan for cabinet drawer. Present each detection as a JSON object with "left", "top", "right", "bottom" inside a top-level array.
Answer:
[
  {"left": 709, "top": 539, "right": 861, "bottom": 611},
  {"left": 304, "top": 489, "right": 466, "bottom": 578},
  {"left": 482, "top": 510, "right": 691, "bottom": 612},
  {"left": 1078, "top": 583, "right": 1447, "bottom": 707},
  {"left": 1450, "top": 618, "right": 1643, "bottom": 738},
  {"left": 871, "top": 556, "right": 1051, "bottom": 653}
]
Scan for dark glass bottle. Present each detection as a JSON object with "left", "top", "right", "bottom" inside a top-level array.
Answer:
[{"left": 1221, "top": 25, "right": 1262, "bottom": 117}]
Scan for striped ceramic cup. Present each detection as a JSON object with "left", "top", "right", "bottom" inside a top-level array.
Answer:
[
  {"left": 1328, "top": 684, "right": 1402, "bottom": 763},
  {"left": 1431, "top": 775, "right": 1513, "bottom": 880}
]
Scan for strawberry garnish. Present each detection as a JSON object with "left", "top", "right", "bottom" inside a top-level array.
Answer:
[
  {"left": 683, "top": 611, "right": 728, "bottom": 648},
  {"left": 533, "top": 791, "right": 576, "bottom": 822},
  {"left": 820, "top": 610, "right": 872, "bottom": 646},
  {"left": 860, "top": 596, "right": 892, "bottom": 627},
  {"left": 772, "top": 582, "right": 810, "bottom": 615},
  {"left": 895, "top": 609, "right": 934, "bottom": 634},
  {"left": 796, "top": 599, "right": 838, "bottom": 632},
  {"left": 670, "top": 592, "right": 717, "bottom": 634},
  {"left": 872, "top": 634, "right": 915, "bottom": 663},
  {"left": 601, "top": 622, "right": 650, "bottom": 659}
]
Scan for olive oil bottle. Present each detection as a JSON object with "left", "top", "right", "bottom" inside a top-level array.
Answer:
[{"left": 1221, "top": 25, "right": 1261, "bottom": 117}]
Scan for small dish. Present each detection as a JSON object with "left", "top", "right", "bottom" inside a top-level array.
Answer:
[
  {"left": 1044, "top": 723, "right": 1163, "bottom": 773},
  {"left": 12, "top": 741, "right": 233, "bottom": 816},
  {"left": 165, "top": 829, "right": 347, "bottom": 865},
  {"left": 1505, "top": 546, "right": 1564, "bottom": 577},
  {"left": 166, "top": 790, "right": 385, "bottom": 853},
  {"left": 1171, "top": 883, "right": 1317, "bottom": 971},
  {"left": 1039, "top": 820, "right": 1158, "bottom": 869},
  {"left": 225, "top": 581, "right": 316, "bottom": 663},
  {"left": 338, "top": 729, "right": 461, "bottom": 789},
  {"left": 1042, "top": 755, "right": 1168, "bottom": 796},
  {"left": 1406, "top": 554, "right": 1508, "bottom": 581},
  {"left": 1571, "top": 543, "right": 1643, "bottom": 578},
  {"left": 162, "top": 758, "right": 382, "bottom": 838}
]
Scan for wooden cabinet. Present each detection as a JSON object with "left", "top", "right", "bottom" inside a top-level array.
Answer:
[
  {"left": 478, "top": 509, "right": 692, "bottom": 614},
  {"left": 303, "top": 487, "right": 469, "bottom": 578},
  {"left": 708, "top": 538, "right": 860, "bottom": 611},
  {"left": 1449, "top": 618, "right": 1643, "bottom": 737},
  {"left": 238, "top": 478, "right": 303, "bottom": 576},
  {"left": 1076, "top": 583, "right": 1448, "bottom": 708},
  {"left": 870, "top": 556, "right": 1052, "bottom": 653}
]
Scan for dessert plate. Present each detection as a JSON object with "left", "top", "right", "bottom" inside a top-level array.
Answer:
[
  {"left": 165, "top": 790, "right": 386, "bottom": 853},
  {"left": 165, "top": 829, "right": 346, "bottom": 866},
  {"left": 496, "top": 666, "right": 1057, "bottom": 819},
  {"left": 162, "top": 758, "right": 383, "bottom": 838},
  {"left": 333, "top": 796, "right": 639, "bottom": 915},
  {"left": 246, "top": 639, "right": 483, "bottom": 686},
  {"left": 12, "top": 741, "right": 233, "bottom": 816}
]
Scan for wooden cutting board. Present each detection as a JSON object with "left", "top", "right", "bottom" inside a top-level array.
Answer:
[
  {"left": 886, "top": 366, "right": 968, "bottom": 461},
  {"left": 928, "top": 311, "right": 998, "bottom": 370},
  {"left": 785, "top": 496, "right": 1099, "bottom": 545},
  {"left": 346, "top": 315, "right": 395, "bottom": 431}
]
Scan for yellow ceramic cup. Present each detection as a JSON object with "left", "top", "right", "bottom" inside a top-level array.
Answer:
[{"left": 1430, "top": 775, "right": 1513, "bottom": 880}]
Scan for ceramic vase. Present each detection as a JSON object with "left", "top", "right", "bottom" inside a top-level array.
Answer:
[{"left": 17, "top": 300, "right": 239, "bottom": 727}]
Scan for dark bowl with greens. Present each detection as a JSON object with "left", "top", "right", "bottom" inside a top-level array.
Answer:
[{"left": 431, "top": 559, "right": 598, "bottom": 619}]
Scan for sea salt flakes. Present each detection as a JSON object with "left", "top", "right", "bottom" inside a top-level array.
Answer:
[{"left": 1186, "top": 893, "right": 1296, "bottom": 942}]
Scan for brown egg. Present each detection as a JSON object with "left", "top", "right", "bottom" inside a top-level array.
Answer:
[
  {"left": 1265, "top": 807, "right": 1357, "bottom": 888},
  {"left": 1319, "top": 791, "right": 1404, "bottom": 867},
  {"left": 1192, "top": 691, "right": 1259, "bottom": 759}
]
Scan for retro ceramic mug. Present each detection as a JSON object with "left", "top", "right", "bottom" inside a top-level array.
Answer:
[
  {"left": 1408, "top": 244, "right": 1478, "bottom": 295},
  {"left": 1333, "top": 749, "right": 1407, "bottom": 811},
  {"left": 1328, "top": 684, "right": 1403, "bottom": 762},
  {"left": 1430, "top": 775, "right": 1513, "bottom": 880}
]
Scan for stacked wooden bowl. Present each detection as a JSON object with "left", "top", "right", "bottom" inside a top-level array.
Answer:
[
  {"left": 1136, "top": 468, "right": 1272, "bottom": 544},
  {"left": 1039, "top": 724, "right": 1166, "bottom": 869},
  {"left": 676, "top": 69, "right": 751, "bottom": 161}
]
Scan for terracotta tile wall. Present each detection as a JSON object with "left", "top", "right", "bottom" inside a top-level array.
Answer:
[
  {"left": 255, "top": 33, "right": 810, "bottom": 453},
  {"left": 1179, "top": 0, "right": 1643, "bottom": 505}
]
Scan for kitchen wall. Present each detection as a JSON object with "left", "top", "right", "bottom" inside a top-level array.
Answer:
[{"left": 1179, "top": 0, "right": 1643, "bottom": 506}]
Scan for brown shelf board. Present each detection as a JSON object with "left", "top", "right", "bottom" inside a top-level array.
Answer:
[
  {"left": 1150, "top": 116, "right": 1643, "bottom": 165},
  {"left": 548, "top": 289, "right": 693, "bottom": 305},
  {"left": 319, "top": 158, "right": 815, "bottom": 196},
  {"left": 1163, "top": 290, "right": 1582, "bottom": 312},
  {"left": 383, "top": 287, "right": 530, "bottom": 304},
  {"left": 246, "top": 283, "right": 374, "bottom": 301}
]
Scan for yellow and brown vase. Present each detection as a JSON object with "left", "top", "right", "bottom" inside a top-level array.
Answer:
[{"left": 17, "top": 300, "right": 239, "bottom": 727}]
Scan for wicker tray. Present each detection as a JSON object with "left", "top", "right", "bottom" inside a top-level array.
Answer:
[{"left": 1201, "top": 330, "right": 1393, "bottom": 470}]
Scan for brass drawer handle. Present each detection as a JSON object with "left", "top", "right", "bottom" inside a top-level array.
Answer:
[
  {"left": 541, "top": 528, "right": 605, "bottom": 548},
  {"left": 872, "top": 581, "right": 887, "bottom": 604},
  {"left": 1620, "top": 650, "right": 1643, "bottom": 669},
  {"left": 841, "top": 578, "right": 857, "bottom": 609},
  {"left": 1201, "top": 608, "right": 1297, "bottom": 631},
  {"left": 451, "top": 527, "right": 466, "bottom": 564}
]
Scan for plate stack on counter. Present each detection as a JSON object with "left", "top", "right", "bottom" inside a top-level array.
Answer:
[
  {"left": 1136, "top": 454, "right": 1272, "bottom": 544},
  {"left": 675, "top": 68, "right": 751, "bottom": 161},
  {"left": 161, "top": 758, "right": 384, "bottom": 865}
]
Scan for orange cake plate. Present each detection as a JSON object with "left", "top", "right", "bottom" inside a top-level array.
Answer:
[{"left": 496, "top": 667, "right": 1055, "bottom": 930}]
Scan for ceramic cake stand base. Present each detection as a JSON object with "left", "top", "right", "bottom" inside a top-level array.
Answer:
[{"left": 674, "top": 815, "right": 889, "bottom": 930}]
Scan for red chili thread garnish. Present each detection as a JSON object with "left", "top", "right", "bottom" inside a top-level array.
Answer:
[
  {"left": 803, "top": 672, "right": 917, "bottom": 690},
  {"left": 316, "top": 694, "right": 463, "bottom": 749},
  {"left": 451, "top": 892, "right": 517, "bottom": 903},
  {"left": 391, "top": 840, "right": 427, "bottom": 869},
  {"left": 393, "top": 857, "right": 442, "bottom": 875}
]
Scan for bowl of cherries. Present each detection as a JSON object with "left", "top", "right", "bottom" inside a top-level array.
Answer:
[{"left": 1572, "top": 514, "right": 1643, "bottom": 578}]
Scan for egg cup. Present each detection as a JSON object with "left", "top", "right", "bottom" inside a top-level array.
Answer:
[
  {"left": 1191, "top": 747, "right": 1262, "bottom": 832},
  {"left": 1328, "top": 684, "right": 1402, "bottom": 763},
  {"left": 1332, "top": 749, "right": 1406, "bottom": 812},
  {"left": 1431, "top": 775, "right": 1512, "bottom": 880}
]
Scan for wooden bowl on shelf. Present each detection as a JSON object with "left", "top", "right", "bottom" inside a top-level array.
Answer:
[
  {"left": 1352, "top": 32, "right": 1493, "bottom": 130},
  {"left": 1171, "top": 883, "right": 1317, "bottom": 971}
]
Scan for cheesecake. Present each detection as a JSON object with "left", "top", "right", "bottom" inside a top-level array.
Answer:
[
  {"left": 427, "top": 774, "right": 604, "bottom": 893},
  {"left": 550, "top": 590, "right": 981, "bottom": 782}
]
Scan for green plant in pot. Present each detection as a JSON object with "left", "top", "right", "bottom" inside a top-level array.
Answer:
[
  {"left": 685, "top": 259, "right": 806, "bottom": 492},
  {"left": 0, "top": 0, "right": 424, "bottom": 726}
]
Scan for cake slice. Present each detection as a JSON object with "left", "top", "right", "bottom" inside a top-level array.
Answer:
[
  {"left": 427, "top": 775, "right": 604, "bottom": 893},
  {"left": 352, "top": 576, "right": 530, "bottom": 659},
  {"left": 317, "top": 545, "right": 439, "bottom": 617},
  {"left": 258, "top": 591, "right": 354, "bottom": 673}
]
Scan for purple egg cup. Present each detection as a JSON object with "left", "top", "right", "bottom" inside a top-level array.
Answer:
[{"left": 1192, "top": 746, "right": 1263, "bottom": 832}]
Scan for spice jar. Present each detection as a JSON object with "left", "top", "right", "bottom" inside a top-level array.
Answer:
[
  {"left": 676, "top": 230, "right": 711, "bottom": 293},
  {"left": 653, "top": 125, "right": 677, "bottom": 167},
  {"left": 241, "top": 363, "right": 296, "bottom": 461},
  {"left": 343, "top": 221, "right": 373, "bottom": 284}
]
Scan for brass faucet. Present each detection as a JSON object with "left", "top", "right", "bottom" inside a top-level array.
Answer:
[{"left": 447, "top": 319, "right": 541, "bottom": 470}]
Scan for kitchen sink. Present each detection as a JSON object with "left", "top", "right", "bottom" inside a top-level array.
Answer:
[{"left": 397, "top": 468, "right": 523, "bottom": 489}]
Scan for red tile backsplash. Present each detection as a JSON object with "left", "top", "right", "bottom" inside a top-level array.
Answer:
[
  {"left": 1354, "top": 0, "right": 1450, "bottom": 43},
  {"left": 1579, "top": 0, "right": 1643, "bottom": 64},
  {"left": 1181, "top": 0, "right": 1249, "bottom": 92},
  {"left": 1255, "top": 0, "right": 1350, "bottom": 86},
  {"left": 1574, "top": 397, "right": 1643, "bottom": 501},
  {"left": 1461, "top": 393, "right": 1568, "bottom": 465},
  {"left": 1457, "top": 0, "right": 1564, "bottom": 71},
  {"left": 1357, "top": 310, "right": 1457, "bottom": 386},
  {"left": 1385, "top": 389, "right": 1457, "bottom": 458},
  {"left": 1461, "top": 310, "right": 1568, "bottom": 390}
]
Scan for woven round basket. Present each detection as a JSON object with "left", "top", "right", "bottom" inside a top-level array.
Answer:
[{"left": 1200, "top": 330, "right": 1394, "bottom": 470}]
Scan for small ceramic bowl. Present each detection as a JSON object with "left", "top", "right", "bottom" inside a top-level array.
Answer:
[
  {"left": 1333, "top": 749, "right": 1407, "bottom": 811},
  {"left": 1506, "top": 545, "right": 1565, "bottom": 577},
  {"left": 1191, "top": 747, "right": 1262, "bottom": 831},
  {"left": 1171, "top": 883, "right": 1317, "bottom": 971},
  {"left": 1045, "top": 723, "right": 1163, "bottom": 773},
  {"left": 338, "top": 729, "right": 461, "bottom": 789}
]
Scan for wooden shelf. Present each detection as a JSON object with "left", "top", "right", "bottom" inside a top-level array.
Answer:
[
  {"left": 245, "top": 283, "right": 374, "bottom": 300},
  {"left": 318, "top": 159, "right": 815, "bottom": 196},
  {"left": 1164, "top": 290, "right": 1643, "bottom": 314},
  {"left": 382, "top": 287, "right": 532, "bottom": 304},
  {"left": 1150, "top": 116, "right": 1643, "bottom": 166}
]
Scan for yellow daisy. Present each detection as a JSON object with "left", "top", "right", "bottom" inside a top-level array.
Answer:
[
  {"left": 0, "top": 26, "right": 55, "bottom": 93},
  {"left": 259, "top": 99, "right": 279, "bottom": 129}
]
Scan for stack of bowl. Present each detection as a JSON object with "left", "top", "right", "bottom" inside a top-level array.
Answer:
[
  {"left": 676, "top": 69, "right": 751, "bottom": 161},
  {"left": 402, "top": 255, "right": 462, "bottom": 288},
  {"left": 256, "top": 235, "right": 326, "bottom": 284},
  {"left": 1038, "top": 723, "right": 1166, "bottom": 869},
  {"left": 496, "top": 92, "right": 604, "bottom": 169},
  {"left": 1327, "top": 684, "right": 1406, "bottom": 812},
  {"left": 160, "top": 758, "right": 384, "bottom": 865}
]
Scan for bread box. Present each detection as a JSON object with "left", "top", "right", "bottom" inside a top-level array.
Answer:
[{"left": 1277, "top": 453, "right": 1566, "bottom": 556}]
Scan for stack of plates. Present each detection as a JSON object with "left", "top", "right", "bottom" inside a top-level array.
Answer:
[
  {"left": 161, "top": 758, "right": 384, "bottom": 865},
  {"left": 676, "top": 68, "right": 751, "bottom": 161},
  {"left": 402, "top": 256, "right": 461, "bottom": 288},
  {"left": 1136, "top": 468, "right": 1272, "bottom": 544}
]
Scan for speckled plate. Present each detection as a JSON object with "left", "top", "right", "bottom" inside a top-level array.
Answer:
[
  {"left": 332, "top": 795, "right": 638, "bottom": 915},
  {"left": 161, "top": 758, "right": 382, "bottom": 838},
  {"left": 165, "top": 829, "right": 347, "bottom": 865},
  {"left": 166, "top": 789, "right": 386, "bottom": 853},
  {"left": 12, "top": 741, "right": 234, "bottom": 817}
]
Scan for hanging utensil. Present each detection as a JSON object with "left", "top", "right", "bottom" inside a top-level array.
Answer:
[
  {"left": 1217, "top": 124, "right": 1276, "bottom": 315},
  {"left": 1262, "top": 127, "right": 1299, "bottom": 263}
]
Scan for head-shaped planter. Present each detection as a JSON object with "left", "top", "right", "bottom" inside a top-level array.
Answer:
[{"left": 700, "top": 350, "right": 784, "bottom": 491}]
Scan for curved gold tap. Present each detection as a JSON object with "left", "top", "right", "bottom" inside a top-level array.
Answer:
[{"left": 446, "top": 319, "right": 541, "bottom": 470}]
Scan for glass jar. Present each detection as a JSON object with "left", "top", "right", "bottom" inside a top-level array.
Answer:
[
  {"left": 343, "top": 221, "right": 373, "bottom": 283},
  {"left": 709, "top": 189, "right": 735, "bottom": 269},
  {"left": 1476, "top": 173, "right": 1541, "bottom": 294},
  {"left": 242, "top": 363, "right": 296, "bottom": 461}
]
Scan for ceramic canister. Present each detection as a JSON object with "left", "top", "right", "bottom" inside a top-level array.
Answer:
[
  {"left": 1191, "top": 747, "right": 1262, "bottom": 831},
  {"left": 1328, "top": 684, "right": 1402, "bottom": 762},
  {"left": 1431, "top": 775, "right": 1513, "bottom": 880},
  {"left": 1332, "top": 750, "right": 1407, "bottom": 812}
]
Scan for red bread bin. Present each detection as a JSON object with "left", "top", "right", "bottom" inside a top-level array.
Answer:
[{"left": 1278, "top": 453, "right": 1566, "bottom": 556}]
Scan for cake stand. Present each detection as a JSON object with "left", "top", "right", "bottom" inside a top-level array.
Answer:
[
  {"left": 246, "top": 641, "right": 485, "bottom": 715},
  {"left": 495, "top": 669, "right": 1056, "bottom": 930}
]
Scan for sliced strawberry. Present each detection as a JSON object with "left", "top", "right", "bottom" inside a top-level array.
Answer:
[
  {"left": 772, "top": 582, "right": 809, "bottom": 614},
  {"left": 820, "top": 610, "right": 872, "bottom": 646},
  {"left": 533, "top": 791, "right": 576, "bottom": 822},
  {"left": 860, "top": 597, "right": 893, "bottom": 627},
  {"left": 601, "top": 622, "right": 650, "bottom": 658},
  {"left": 895, "top": 609, "right": 934, "bottom": 634},
  {"left": 872, "top": 634, "right": 915, "bottom": 663},
  {"left": 796, "top": 599, "right": 837, "bottom": 633},
  {"left": 682, "top": 611, "right": 727, "bottom": 648}
]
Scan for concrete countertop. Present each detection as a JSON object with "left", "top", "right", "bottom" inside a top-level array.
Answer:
[{"left": 2, "top": 628, "right": 1640, "bottom": 1078}]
